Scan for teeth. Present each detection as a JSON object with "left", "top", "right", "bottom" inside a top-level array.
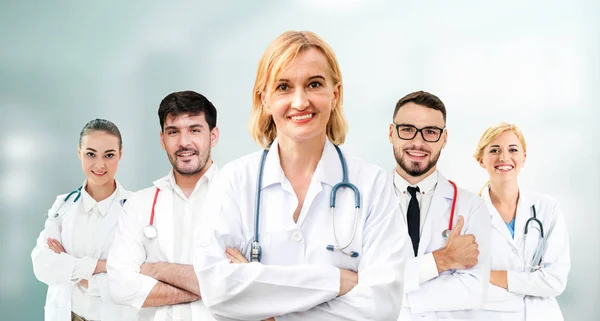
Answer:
[
  {"left": 179, "top": 153, "right": 194, "bottom": 157},
  {"left": 291, "top": 114, "right": 313, "bottom": 121},
  {"left": 495, "top": 165, "right": 513, "bottom": 170},
  {"left": 407, "top": 151, "right": 426, "bottom": 157}
]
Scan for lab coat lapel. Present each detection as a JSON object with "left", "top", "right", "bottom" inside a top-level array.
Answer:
[
  {"left": 153, "top": 183, "right": 175, "bottom": 263},
  {"left": 482, "top": 186, "right": 518, "bottom": 248},
  {"left": 61, "top": 202, "right": 78, "bottom": 254},
  {"left": 418, "top": 172, "right": 452, "bottom": 256},
  {"left": 514, "top": 190, "right": 534, "bottom": 249}
]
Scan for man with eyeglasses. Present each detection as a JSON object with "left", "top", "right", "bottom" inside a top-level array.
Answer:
[{"left": 388, "top": 91, "right": 491, "bottom": 320}]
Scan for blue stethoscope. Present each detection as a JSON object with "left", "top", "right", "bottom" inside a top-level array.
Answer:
[
  {"left": 250, "top": 144, "right": 361, "bottom": 262},
  {"left": 47, "top": 187, "right": 82, "bottom": 219}
]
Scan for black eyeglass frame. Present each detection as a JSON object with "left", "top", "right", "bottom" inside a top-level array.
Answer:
[{"left": 392, "top": 123, "right": 446, "bottom": 142}]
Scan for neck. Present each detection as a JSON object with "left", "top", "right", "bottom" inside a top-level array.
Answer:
[
  {"left": 488, "top": 179, "right": 520, "bottom": 208},
  {"left": 278, "top": 135, "right": 326, "bottom": 180},
  {"left": 396, "top": 165, "right": 436, "bottom": 186},
  {"left": 86, "top": 179, "right": 117, "bottom": 202},
  {"left": 173, "top": 159, "right": 212, "bottom": 198}
]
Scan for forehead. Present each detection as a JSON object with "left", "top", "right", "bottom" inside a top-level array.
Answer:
[
  {"left": 164, "top": 113, "right": 207, "bottom": 128},
  {"left": 489, "top": 131, "right": 521, "bottom": 146},
  {"left": 394, "top": 102, "right": 445, "bottom": 127},
  {"left": 276, "top": 48, "right": 331, "bottom": 81},
  {"left": 81, "top": 131, "right": 119, "bottom": 148}
]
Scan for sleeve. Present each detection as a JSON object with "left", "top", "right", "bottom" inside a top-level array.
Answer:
[
  {"left": 31, "top": 196, "right": 98, "bottom": 286},
  {"left": 482, "top": 284, "right": 525, "bottom": 312},
  {"left": 507, "top": 201, "right": 570, "bottom": 297},
  {"left": 274, "top": 171, "right": 409, "bottom": 321},
  {"left": 194, "top": 170, "right": 343, "bottom": 321},
  {"left": 405, "top": 198, "right": 492, "bottom": 313},
  {"left": 106, "top": 195, "right": 158, "bottom": 310}
]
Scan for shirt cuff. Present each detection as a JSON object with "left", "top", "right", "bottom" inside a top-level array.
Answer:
[
  {"left": 72, "top": 257, "right": 98, "bottom": 282},
  {"left": 418, "top": 253, "right": 439, "bottom": 284}
]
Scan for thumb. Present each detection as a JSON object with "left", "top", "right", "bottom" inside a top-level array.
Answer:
[{"left": 450, "top": 215, "right": 465, "bottom": 238}]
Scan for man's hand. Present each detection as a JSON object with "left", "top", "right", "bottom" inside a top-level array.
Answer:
[
  {"left": 140, "top": 262, "right": 160, "bottom": 279},
  {"left": 78, "top": 279, "right": 89, "bottom": 288},
  {"left": 338, "top": 269, "right": 358, "bottom": 297},
  {"left": 225, "top": 247, "right": 249, "bottom": 264},
  {"left": 433, "top": 216, "right": 479, "bottom": 273},
  {"left": 47, "top": 238, "right": 66, "bottom": 254}
]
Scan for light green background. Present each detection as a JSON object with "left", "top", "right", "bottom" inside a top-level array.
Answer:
[{"left": 1, "top": 1, "right": 598, "bottom": 320}]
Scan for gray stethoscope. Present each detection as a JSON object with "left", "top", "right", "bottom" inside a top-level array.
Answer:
[
  {"left": 47, "top": 187, "right": 82, "bottom": 219},
  {"left": 524, "top": 205, "right": 545, "bottom": 271},
  {"left": 251, "top": 145, "right": 361, "bottom": 262}
]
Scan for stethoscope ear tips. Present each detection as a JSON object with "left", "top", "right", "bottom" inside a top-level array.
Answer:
[{"left": 326, "top": 245, "right": 335, "bottom": 251}]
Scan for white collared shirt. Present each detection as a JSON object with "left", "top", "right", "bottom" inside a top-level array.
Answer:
[
  {"left": 165, "top": 167, "right": 215, "bottom": 321},
  {"left": 393, "top": 170, "right": 438, "bottom": 234},
  {"left": 72, "top": 181, "right": 120, "bottom": 320}
]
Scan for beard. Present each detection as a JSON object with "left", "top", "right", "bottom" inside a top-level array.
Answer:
[
  {"left": 394, "top": 145, "right": 441, "bottom": 177},
  {"left": 169, "top": 147, "right": 211, "bottom": 176}
]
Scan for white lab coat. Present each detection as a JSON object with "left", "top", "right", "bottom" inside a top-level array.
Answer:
[
  {"left": 31, "top": 181, "right": 138, "bottom": 321},
  {"left": 194, "top": 139, "right": 410, "bottom": 321},
  {"left": 107, "top": 170, "right": 218, "bottom": 321},
  {"left": 397, "top": 172, "right": 492, "bottom": 321},
  {"left": 479, "top": 187, "right": 570, "bottom": 321}
]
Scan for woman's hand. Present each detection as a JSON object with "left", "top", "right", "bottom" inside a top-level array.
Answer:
[
  {"left": 225, "top": 247, "right": 249, "bottom": 263},
  {"left": 47, "top": 238, "right": 66, "bottom": 254}
]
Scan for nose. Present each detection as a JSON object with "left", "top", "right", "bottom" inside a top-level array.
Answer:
[
  {"left": 177, "top": 131, "right": 192, "bottom": 148},
  {"left": 291, "top": 88, "right": 309, "bottom": 110},
  {"left": 499, "top": 149, "right": 508, "bottom": 161}
]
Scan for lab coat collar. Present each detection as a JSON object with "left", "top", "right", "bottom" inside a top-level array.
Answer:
[
  {"left": 81, "top": 179, "right": 126, "bottom": 216},
  {"left": 261, "top": 138, "right": 341, "bottom": 188},
  {"left": 481, "top": 184, "right": 535, "bottom": 247}
]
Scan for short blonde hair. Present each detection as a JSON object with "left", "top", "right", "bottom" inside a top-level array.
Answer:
[
  {"left": 473, "top": 122, "right": 527, "bottom": 162},
  {"left": 249, "top": 30, "right": 348, "bottom": 149}
]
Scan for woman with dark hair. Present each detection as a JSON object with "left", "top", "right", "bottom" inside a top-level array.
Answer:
[{"left": 32, "top": 119, "right": 137, "bottom": 321}]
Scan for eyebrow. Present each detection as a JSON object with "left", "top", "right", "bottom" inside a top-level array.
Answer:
[
  {"left": 278, "top": 75, "right": 327, "bottom": 82},
  {"left": 85, "top": 148, "right": 117, "bottom": 153},
  {"left": 489, "top": 144, "right": 519, "bottom": 148},
  {"left": 164, "top": 124, "right": 204, "bottom": 131}
]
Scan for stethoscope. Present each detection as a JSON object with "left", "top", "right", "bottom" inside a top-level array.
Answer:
[
  {"left": 524, "top": 205, "right": 545, "bottom": 271},
  {"left": 143, "top": 187, "right": 161, "bottom": 240},
  {"left": 251, "top": 144, "right": 361, "bottom": 263},
  {"left": 47, "top": 187, "right": 83, "bottom": 219}
]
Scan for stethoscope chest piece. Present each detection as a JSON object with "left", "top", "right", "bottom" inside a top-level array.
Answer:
[
  {"left": 144, "top": 225, "right": 158, "bottom": 240},
  {"left": 442, "top": 229, "right": 451, "bottom": 240}
]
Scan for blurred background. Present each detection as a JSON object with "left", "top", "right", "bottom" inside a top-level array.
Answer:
[{"left": 1, "top": 0, "right": 598, "bottom": 319}]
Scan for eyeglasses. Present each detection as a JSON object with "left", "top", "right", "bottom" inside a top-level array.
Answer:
[{"left": 393, "top": 123, "right": 445, "bottom": 142}]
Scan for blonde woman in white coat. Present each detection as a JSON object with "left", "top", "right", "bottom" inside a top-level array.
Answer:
[
  {"left": 31, "top": 119, "right": 137, "bottom": 321},
  {"left": 474, "top": 123, "right": 570, "bottom": 321}
]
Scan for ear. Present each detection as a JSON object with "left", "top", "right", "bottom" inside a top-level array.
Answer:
[
  {"left": 331, "top": 82, "right": 341, "bottom": 112},
  {"left": 160, "top": 131, "right": 166, "bottom": 151},
  {"left": 479, "top": 158, "right": 486, "bottom": 169},
  {"left": 441, "top": 129, "right": 448, "bottom": 149},
  {"left": 388, "top": 123, "right": 395, "bottom": 144},
  {"left": 210, "top": 127, "right": 220, "bottom": 147},
  {"left": 77, "top": 145, "right": 82, "bottom": 160},
  {"left": 117, "top": 147, "right": 123, "bottom": 160},
  {"left": 260, "top": 92, "right": 272, "bottom": 115},
  {"left": 522, "top": 151, "right": 527, "bottom": 167}
]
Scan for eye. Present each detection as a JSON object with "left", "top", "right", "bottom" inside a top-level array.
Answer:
[
  {"left": 425, "top": 129, "right": 437, "bottom": 135},
  {"left": 192, "top": 128, "right": 201, "bottom": 133},
  {"left": 167, "top": 130, "right": 177, "bottom": 136},
  {"left": 308, "top": 81, "right": 322, "bottom": 89},
  {"left": 86, "top": 152, "right": 95, "bottom": 158},
  {"left": 489, "top": 149, "right": 498, "bottom": 153},
  {"left": 105, "top": 153, "right": 115, "bottom": 159},
  {"left": 276, "top": 83, "right": 289, "bottom": 91},
  {"left": 400, "top": 127, "right": 415, "bottom": 132},
  {"left": 510, "top": 148, "right": 519, "bottom": 153}
]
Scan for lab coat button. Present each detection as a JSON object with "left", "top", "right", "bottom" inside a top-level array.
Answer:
[{"left": 292, "top": 231, "right": 303, "bottom": 242}]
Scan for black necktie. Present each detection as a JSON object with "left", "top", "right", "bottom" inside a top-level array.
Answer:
[{"left": 407, "top": 186, "right": 420, "bottom": 256}]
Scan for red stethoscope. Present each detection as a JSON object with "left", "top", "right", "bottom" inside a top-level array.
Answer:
[
  {"left": 143, "top": 188, "right": 161, "bottom": 240},
  {"left": 442, "top": 180, "right": 458, "bottom": 240}
]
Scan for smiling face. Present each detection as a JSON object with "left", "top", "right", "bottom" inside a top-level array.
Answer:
[
  {"left": 160, "top": 112, "right": 218, "bottom": 177},
  {"left": 389, "top": 102, "right": 447, "bottom": 182},
  {"left": 262, "top": 48, "right": 340, "bottom": 145},
  {"left": 78, "top": 131, "right": 121, "bottom": 188},
  {"left": 480, "top": 130, "right": 526, "bottom": 183}
]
